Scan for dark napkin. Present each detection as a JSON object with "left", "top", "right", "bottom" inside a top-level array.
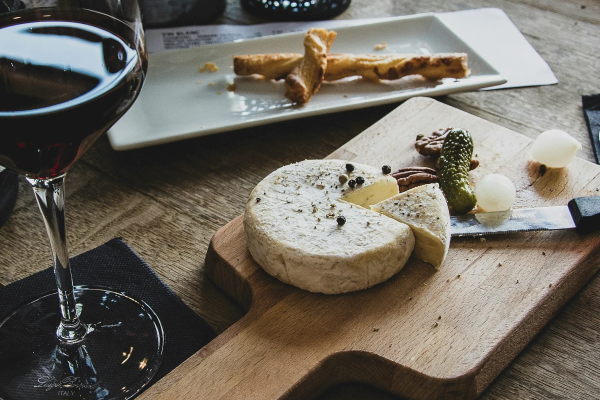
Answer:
[
  {"left": 583, "top": 94, "right": 600, "bottom": 164},
  {"left": 0, "top": 238, "right": 216, "bottom": 394},
  {"left": 0, "top": 169, "right": 19, "bottom": 230}
]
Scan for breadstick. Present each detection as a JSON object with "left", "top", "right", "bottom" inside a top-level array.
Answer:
[
  {"left": 284, "top": 28, "right": 337, "bottom": 104},
  {"left": 325, "top": 53, "right": 468, "bottom": 81},
  {"left": 233, "top": 53, "right": 303, "bottom": 80},
  {"left": 233, "top": 53, "right": 469, "bottom": 81}
]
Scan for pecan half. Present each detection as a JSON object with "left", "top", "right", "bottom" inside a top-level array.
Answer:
[
  {"left": 391, "top": 167, "right": 439, "bottom": 193},
  {"left": 415, "top": 127, "right": 453, "bottom": 157}
]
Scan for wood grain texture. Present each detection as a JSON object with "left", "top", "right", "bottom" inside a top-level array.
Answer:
[
  {"left": 1, "top": 1, "right": 599, "bottom": 399},
  {"left": 137, "top": 98, "right": 600, "bottom": 400}
]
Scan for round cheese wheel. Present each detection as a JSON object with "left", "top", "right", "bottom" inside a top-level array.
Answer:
[{"left": 244, "top": 159, "right": 414, "bottom": 294}]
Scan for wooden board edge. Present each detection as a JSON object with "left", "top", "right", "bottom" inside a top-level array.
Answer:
[
  {"left": 282, "top": 349, "right": 480, "bottom": 400},
  {"left": 205, "top": 215, "right": 253, "bottom": 311},
  {"left": 472, "top": 244, "right": 600, "bottom": 396}
]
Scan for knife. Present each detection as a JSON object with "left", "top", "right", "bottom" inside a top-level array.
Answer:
[{"left": 451, "top": 196, "right": 600, "bottom": 237}]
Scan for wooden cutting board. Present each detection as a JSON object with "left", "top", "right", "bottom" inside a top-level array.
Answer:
[{"left": 139, "top": 97, "right": 600, "bottom": 400}]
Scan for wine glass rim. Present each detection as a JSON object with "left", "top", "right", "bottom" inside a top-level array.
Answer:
[{"left": 0, "top": 20, "right": 140, "bottom": 117}]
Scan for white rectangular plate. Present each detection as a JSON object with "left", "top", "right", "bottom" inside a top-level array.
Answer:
[{"left": 108, "top": 14, "right": 506, "bottom": 150}]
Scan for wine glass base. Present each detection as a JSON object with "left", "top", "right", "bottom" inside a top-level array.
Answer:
[{"left": 0, "top": 286, "right": 164, "bottom": 400}]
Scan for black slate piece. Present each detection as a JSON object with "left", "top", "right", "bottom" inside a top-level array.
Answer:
[{"left": 583, "top": 94, "right": 600, "bottom": 165}]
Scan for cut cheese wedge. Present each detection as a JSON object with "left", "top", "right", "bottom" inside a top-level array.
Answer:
[
  {"left": 244, "top": 159, "right": 414, "bottom": 294},
  {"left": 371, "top": 184, "right": 451, "bottom": 269}
]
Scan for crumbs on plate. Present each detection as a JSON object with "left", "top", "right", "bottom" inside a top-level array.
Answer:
[{"left": 200, "top": 62, "right": 219, "bottom": 72}]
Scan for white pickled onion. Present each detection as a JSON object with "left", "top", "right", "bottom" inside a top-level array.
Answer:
[
  {"left": 530, "top": 129, "right": 581, "bottom": 168},
  {"left": 475, "top": 174, "right": 516, "bottom": 212}
]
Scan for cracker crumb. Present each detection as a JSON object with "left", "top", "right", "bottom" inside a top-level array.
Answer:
[
  {"left": 209, "top": 82, "right": 215, "bottom": 86},
  {"left": 498, "top": 263, "right": 503, "bottom": 267},
  {"left": 372, "top": 327, "right": 379, "bottom": 332},
  {"left": 196, "top": 80, "right": 202, "bottom": 84},
  {"left": 374, "top": 42, "right": 387, "bottom": 50},
  {"left": 479, "top": 237, "right": 486, "bottom": 242},
  {"left": 199, "top": 62, "right": 219, "bottom": 72},
  {"left": 226, "top": 83, "right": 237, "bottom": 92},
  {"left": 216, "top": 91, "right": 222, "bottom": 95}
]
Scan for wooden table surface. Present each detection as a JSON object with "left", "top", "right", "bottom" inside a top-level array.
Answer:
[{"left": 1, "top": 0, "right": 600, "bottom": 399}]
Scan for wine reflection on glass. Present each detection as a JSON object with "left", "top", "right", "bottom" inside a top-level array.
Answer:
[{"left": 0, "top": 1, "right": 164, "bottom": 399}]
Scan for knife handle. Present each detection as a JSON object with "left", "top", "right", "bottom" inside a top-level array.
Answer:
[{"left": 568, "top": 196, "right": 600, "bottom": 233}]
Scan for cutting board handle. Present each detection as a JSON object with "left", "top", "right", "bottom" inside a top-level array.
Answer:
[{"left": 136, "top": 216, "right": 329, "bottom": 399}]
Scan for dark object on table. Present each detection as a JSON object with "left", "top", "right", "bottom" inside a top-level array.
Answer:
[
  {"left": 583, "top": 94, "right": 600, "bottom": 165},
  {"left": 241, "top": 0, "right": 350, "bottom": 21},
  {"left": 0, "top": 169, "right": 18, "bottom": 230},
  {"left": 0, "top": 238, "right": 216, "bottom": 394},
  {"left": 141, "top": 0, "right": 226, "bottom": 28}
]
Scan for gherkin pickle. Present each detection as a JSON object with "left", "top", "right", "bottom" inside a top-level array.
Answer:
[{"left": 438, "top": 129, "right": 477, "bottom": 214}]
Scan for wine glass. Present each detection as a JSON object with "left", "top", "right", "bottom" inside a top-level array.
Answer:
[{"left": 0, "top": 1, "right": 164, "bottom": 399}]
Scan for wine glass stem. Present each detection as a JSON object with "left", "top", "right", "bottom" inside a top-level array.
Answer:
[{"left": 27, "top": 174, "right": 88, "bottom": 343}]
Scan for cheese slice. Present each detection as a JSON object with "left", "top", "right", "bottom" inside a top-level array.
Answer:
[
  {"left": 244, "top": 159, "right": 414, "bottom": 294},
  {"left": 371, "top": 184, "right": 450, "bottom": 269}
]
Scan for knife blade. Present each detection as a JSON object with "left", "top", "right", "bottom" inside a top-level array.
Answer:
[{"left": 450, "top": 196, "right": 600, "bottom": 237}]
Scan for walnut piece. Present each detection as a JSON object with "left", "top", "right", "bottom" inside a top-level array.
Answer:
[
  {"left": 415, "top": 127, "right": 453, "bottom": 157},
  {"left": 391, "top": 167, "right": 439, "bottom": 193},
  {"left": 415, "top": 127, "right": 480, "bottom": 171}
]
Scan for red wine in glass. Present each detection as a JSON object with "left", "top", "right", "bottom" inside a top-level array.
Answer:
[
  {"left": 0, "top": 7, "right": 164, "bottom": 400},
  {"left": 0, "top": 8, "right": 146, "bottom": 179}
]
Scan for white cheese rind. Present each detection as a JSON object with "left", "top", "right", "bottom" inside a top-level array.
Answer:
[
  {"left": 244, "top": 159, "right": 414, "bottom": 294},
  {"left": 371, "top": 184, "right": 450, "bottom": 269}
]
